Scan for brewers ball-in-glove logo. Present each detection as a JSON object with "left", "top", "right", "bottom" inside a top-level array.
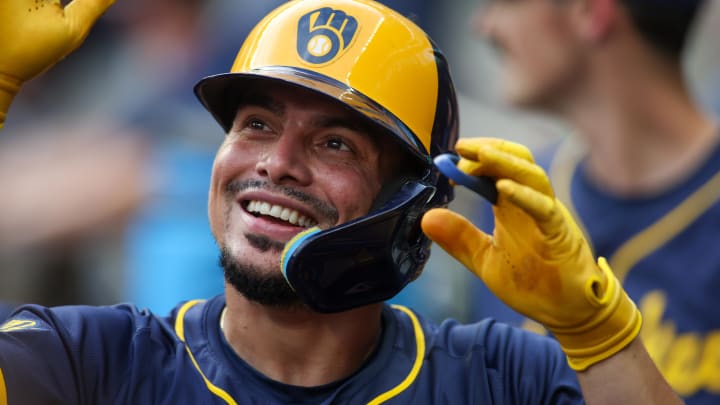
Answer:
[{"left": 297, "top": 7, "right": 358, "bottom": 65}]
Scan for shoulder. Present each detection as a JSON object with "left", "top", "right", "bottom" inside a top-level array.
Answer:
[
  {"left": 0, "top": 299, "right": 218, "bottom": 404},
  {"left": 386, "top": 306, "right": 583, "bottom": 403},
  {"left": 428, "top": 315, "right": 568, "bottom": 368},
  {"left": 387, "top": 305, "right": 560, "bottom": 355},
  {"left": 4, "top": 297, "right": 216, "bottom": 336},
  {"left": 4, "top": 302, "right": 167, "bottom": 337},
  {"left": 0, "top": 303, "right": 171, "bottom": 403},
  {"left": 0, "top": 301, "right": 184, "bottom": 366}
]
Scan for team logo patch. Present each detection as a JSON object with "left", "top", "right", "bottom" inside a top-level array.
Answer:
[
  {"left": 0, "top": 319, "right": 40, "bottom": 332},
  {"left": 297, "top": 7, "right": 358, "bottom": 65}
]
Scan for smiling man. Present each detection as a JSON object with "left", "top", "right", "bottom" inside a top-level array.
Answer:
[
  {"left": 0, "top": 0, "right": 684, "bottom": 403},
  {"left": 212, "top": 83, "right": 404, "bottom": 311}
]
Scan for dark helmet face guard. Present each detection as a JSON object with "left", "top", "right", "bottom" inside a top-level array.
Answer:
[
  {"left": 280, "top": 179, "right": 439, "bottom": 313},
  {"left": 194, "top": 0, "right": 459, "bottom": 312}
]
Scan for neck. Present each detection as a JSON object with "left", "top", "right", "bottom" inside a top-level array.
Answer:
[
  {"left": 221, "top": 286, "right": 384, "bottom": 387},
  {"left": 550, "top": 43, "right": 718, "bottom": 196}
]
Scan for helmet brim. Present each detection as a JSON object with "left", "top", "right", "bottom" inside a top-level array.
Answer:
[{"left": 193, "top": 66, "right": 430, "bottom": 165}]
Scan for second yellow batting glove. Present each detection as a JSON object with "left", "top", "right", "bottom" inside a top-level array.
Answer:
[
  {"left": 422, "top": 138, "right": 641, "bottom": 370},
  {"left": 0, "top": 0, "right": 115, "bottom": 128}
]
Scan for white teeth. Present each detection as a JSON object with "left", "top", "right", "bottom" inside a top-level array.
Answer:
[
  {"left": 260, "top": 202, "right": 271, "bottom": 215},
  {"left": 269, "top": 205, "right": 282, "bottom": 217},
  {"left": 246, "top": 200, "right": 318, "bottom": 227}
]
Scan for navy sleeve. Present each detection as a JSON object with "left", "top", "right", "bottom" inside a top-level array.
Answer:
[
  {"left": 477, "top": 319, "right": 583, "bottom": 404},
  {"left": 0, "top": 306, "right": 86, "bottom": 404},
  {"left": 430, "top": 318, "right": 584, "bottom": 404},
  {"left": 0, "top": 303, "right": 175, "bottom": 405}
]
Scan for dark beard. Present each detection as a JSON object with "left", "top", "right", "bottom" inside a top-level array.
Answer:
[
  {"left": 220, "top": 244, "right": 306, "bottom": 310},
  {"left": 220, "top": 178, "right": 337, "bottom": 310}
]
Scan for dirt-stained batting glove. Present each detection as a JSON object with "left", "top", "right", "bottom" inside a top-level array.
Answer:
[{"left": 422, "top": 137, "right": 642, "bottom": 370}]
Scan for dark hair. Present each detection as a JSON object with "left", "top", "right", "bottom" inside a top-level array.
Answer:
[{"left": 620, "top": 0, "right": 705, "bottom": 62}]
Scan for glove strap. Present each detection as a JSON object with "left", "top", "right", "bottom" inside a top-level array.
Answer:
[
  {"left": 551, "top": 258, "right": 643, "bottom": 371},
  {"left": 0, "top": 73, "right": 22, "bottom": 128}
]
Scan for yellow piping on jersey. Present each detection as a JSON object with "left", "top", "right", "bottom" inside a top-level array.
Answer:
[
  {"left": 367, "top": 305, "right": 425, "bottom": 405},
  {"left": 549, "top": 137, "right": 593, "bottom": 253},
  {"left": 175, "top": 301, "right": 426, "bottom": 404},
  {"left": 0, "top": 367, "right": 7, "bottom": 405},
  {"left": 175, "top": 300, "right": 238, "bottom": 405},
  {"left": 609, "top": 170, "right": 720, "bottom": 282},
  {"left": 551, "top": 136, "right": 720, "bottom": 282}
]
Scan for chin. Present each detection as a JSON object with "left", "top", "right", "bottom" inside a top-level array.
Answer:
[
  {"left": 501, "top": 80, "right": 538, "bottom": 107},
  {"left": 219, "top": 245, "right": 307, "bottom": 310},
  {"left": 498, "top": 69, "right": 553, "bottom": 109}
]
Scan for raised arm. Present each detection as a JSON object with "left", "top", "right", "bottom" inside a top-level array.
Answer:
[
  {"left": 422, "top": 137, "right": 682, "bottom": 404},
  {"left": 0, "top": 0, "right": 115, "bottom": 129}
]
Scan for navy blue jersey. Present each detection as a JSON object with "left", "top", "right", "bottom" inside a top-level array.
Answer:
[
  {"left": 0, "top": 294, "right": 583, "bottom": 404},
  {"left": 470, "top": 137, "right": 720, "bottom": 404}
]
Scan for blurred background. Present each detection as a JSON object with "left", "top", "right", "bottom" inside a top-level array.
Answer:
[{"left": 1, "top": 0, "right": 718, "bottom": 322}]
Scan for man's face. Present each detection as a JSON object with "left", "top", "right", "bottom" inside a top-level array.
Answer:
[
  {"left": 474, "top": 0, "right": 585, "bottom": 108},
  {"left": 208, "top": 83, "right": 390, "bottom": 307}
]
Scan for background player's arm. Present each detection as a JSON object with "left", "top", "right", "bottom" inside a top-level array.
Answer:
[
  {"left": 422, "top": 137, "right": 682, "bottom": 404},
  {"left": 0, "top": 0, "right": 115, "bottom": 129}
]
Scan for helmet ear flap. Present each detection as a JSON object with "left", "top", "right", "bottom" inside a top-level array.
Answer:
[
  {"left": 281, "top": 181, "right": 437, "bottom": 313},
  {"left": 370, "top": 156, "right": 428, "bottom": 212}
]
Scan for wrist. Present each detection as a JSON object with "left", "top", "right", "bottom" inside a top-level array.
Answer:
[
  {"left": 0, "top": 73, "right": 22, "bottom": 127},
  {"left": 550, "top": 258, "right": 643, "bottom": 371}
]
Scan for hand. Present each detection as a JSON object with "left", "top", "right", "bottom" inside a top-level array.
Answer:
[
  {"left": 0, "top": 0, "right": 115, "bottom": 127},
  {"left": 422, "top": 138, "right": 641, "bottom": 370}
]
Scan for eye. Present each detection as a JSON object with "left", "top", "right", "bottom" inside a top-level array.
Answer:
[
  {"left": 325, "top": 137, "right": 352, "bottom": 152},
  {"left": 247, "top": 118, "right": 269, "bottom": 131}
]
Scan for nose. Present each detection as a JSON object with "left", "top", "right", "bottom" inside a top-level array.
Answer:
[{"left": 255, "top": 133, "right": 312, "bottom": 186}]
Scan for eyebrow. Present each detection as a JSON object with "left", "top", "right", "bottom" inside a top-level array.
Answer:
[
  {"left": 238, "top": 92, "right": 375, "bottom": 137},
  {"left": 237, "top": 92, "right": 286, "bottom": 118},
  {"left": 310, "top": 116, "right": 371, "bottom": 135}
]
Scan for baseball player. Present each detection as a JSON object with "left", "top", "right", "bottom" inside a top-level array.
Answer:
[
  {"left": 470, "top": 1, "right": 720, "bottom": 403},
  {"left": 0, "top": 0, "right": 681, "bottom": 403}
]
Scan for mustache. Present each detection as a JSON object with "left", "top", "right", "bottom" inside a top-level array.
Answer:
[{"left": 225, "top": 179, "right": 339, "bottom": 224}]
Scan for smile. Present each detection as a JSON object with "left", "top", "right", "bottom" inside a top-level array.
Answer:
[{"left": 245, "top": 200, "right": 319, "bottom": 228}]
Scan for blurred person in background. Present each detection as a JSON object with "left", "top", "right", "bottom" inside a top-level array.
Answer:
[
  {"left": 0, "top": 123, "right": 148, "bottom": 309},
  {"left": 0, "top": 0, "right": 231, "bottom": 312},
  {"left": 468, "top": 0, "right": 720, "bottom": 403}
]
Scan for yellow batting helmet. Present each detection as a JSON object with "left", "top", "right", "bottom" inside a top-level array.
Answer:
[{"left": 195, "top": 0, "right": 459, "bottom": 312}]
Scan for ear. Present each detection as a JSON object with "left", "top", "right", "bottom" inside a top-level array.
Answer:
[{"left": 570, "top": 0, "right": 620, "bottom": 43}]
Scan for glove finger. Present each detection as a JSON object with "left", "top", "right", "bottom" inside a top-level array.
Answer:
[
  {"left": 421, "top": 208, "right": 492, "bottom": 272},
  {"left": 498, "top": 179, "right": 589, "bottom": 260},
  {"left": 456, "top": 137, "right": 534, "bottom": 163},
  {"left": 496, "top": 179, "right": 555, "bottom": 222},
  {"left": 64, "top": 0, "right": 115, "bottom": 37},
  {"left": 459, "top": 146, "right": 554, "bottom": 198}
]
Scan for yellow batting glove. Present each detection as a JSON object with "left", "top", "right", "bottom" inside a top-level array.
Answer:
[
  {"left": 422, "top": 138, "right": 641, "bottom": 370},
  {"left": 0, "top": 0, "right": 115, "bottom": 128}
]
